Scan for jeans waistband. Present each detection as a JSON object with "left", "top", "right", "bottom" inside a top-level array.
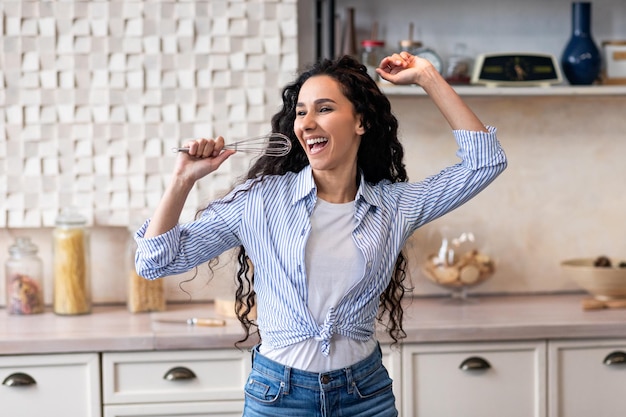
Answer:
[{"left": 250, "top": 343, "right": 383, "bottom": 392}]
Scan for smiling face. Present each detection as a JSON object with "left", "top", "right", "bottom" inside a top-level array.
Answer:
[{"left": 294, "top": 75, "right": 365, "bottom": 177}]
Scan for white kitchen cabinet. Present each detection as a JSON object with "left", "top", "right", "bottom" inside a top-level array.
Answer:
[
  {"left": 0, "top": 353, "right": 101, "bottom": 417},
  {"left": 103, "top": 401, "right": 244, "bottom": 417},
  {"left": 102, "top": 345, "right": 400, "bottom": 417},
  {"left": 102, "top": 349, "right": 250, "bottom": 416},
  {"left": 381, "top": 343, "right": 403, "bottom": 412},
  {"left": 548, "top": 338, "right": 626, "bottom": 417},
  {"left": 402, "top": 341, "right": 547, "bottom": 417}
]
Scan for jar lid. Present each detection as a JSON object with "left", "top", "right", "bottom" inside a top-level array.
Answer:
[
  {"left": 55, "top": 207, "right": 87, "bottom": 226},
  {"left": 361, "top": 39, "right": 385, "bottom": 47},
  {"left": 9, "top": 237, "right": 38, "bottom": 256}
]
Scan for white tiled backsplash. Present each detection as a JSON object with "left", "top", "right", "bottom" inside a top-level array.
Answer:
[
  {"left": 1, "top": 1, "right": 625, "bottom": 307},
  {"left": 0, "top": 0, "right": 297, "bottom": 227}
]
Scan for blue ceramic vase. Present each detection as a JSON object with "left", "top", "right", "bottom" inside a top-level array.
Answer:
[{"left": 561, "top": 2, "right": 601, "bottom": 85}]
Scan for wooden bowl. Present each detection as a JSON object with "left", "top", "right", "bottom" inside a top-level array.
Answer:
[{"left": 561, "top": 258, "right": 626, "bottom": 301}]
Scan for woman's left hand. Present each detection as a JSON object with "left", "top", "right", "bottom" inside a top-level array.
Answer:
[{"left": 376, "top": 51, "right": 438, "bottom": 87}]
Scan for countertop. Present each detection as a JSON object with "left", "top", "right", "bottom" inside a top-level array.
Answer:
[{"left": 2, "top": 294, "right": 626, "bottom": 355}]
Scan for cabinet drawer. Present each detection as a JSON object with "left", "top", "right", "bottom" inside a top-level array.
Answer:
[
  {"left": 548, "top": 339, "right": 626, "bottom": 417},
  {"left": 102, "top": 349, "right": 250, "bottom": 404},
  {"left": 402, "top": 341, "right": 546, "bottom": 417},
  {"left": 0, "top": 353, "right": 101, "bottom": 417},
  {"left": 104, "top": 400, "right": 244, "bottom": 417}
]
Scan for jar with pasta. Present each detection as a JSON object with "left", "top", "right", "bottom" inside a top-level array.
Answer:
[
  {"left": 127, "top": 226, "right": 165, "bottom": 313},
  {"left": 5, "top": 236, "right": 45, "bottom": 315},
  {"left": 53, "top": 208, "right": 92, "bottom": 315}
]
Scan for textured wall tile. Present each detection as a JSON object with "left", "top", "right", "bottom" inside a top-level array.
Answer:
[
  {"left": 5, "top": 105, "right": 23, "bottom": 124},
  {"left": 22, "top": 52, "right": 40, "bottom": 71},
  {"left": 7, "top": 210, "right": 25, "bottom": 228},
  {"left": 0, "top": 0, "right": 297, "bottom": 228},
  {"left": 143, "top": 36, "right": 160, "bottom": 53},
  {"left": 110, "top": 105, "right": 127, "bottom": 122},
  {"left": 39, "top": 70, "right": 57, "bottom": 88}
]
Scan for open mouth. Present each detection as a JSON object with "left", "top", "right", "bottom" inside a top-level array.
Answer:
[{"left": 306, "top": 137, "right": 329, "bottom": 154}]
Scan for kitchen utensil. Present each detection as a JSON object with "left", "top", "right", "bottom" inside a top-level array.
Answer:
[
  {"left": 172, "top": 132, "right": 292, "bottom": 157},
  {"left": 581, "top": 297, "right": 626, "bottom": 311},
  {"left": 155, "top": 317, "right": 226, "bottom": 327}
]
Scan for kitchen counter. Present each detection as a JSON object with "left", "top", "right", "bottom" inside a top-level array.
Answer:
[{"left": 2, "top": 294, "right": 626, "bottom": 355}]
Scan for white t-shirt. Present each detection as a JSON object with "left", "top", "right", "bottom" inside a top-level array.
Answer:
[{"left": 261, "top": 198, "right": 376, "bottom": 372}]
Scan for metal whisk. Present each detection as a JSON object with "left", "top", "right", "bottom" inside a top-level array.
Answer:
[{"left": 172, "top": 133, "right": 292, "bottom": 157}]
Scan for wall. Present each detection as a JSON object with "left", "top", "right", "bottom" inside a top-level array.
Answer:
[
  {"left": 0, "top": 0, "right": 298, "bottom": 306},
  {"left": 1, "top": 0, "right": 625, "bottom": 307},
  {"left": 396, "top": 95, "right": 626, "bottom": 296},
  {"left": 298, "top": 0, "right": 626, "bottom": 298}
]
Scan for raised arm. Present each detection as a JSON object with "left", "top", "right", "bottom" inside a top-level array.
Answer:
[
  {"left": 143, "top": 137, "right": 235, "bottom": 238},
  {"left": 376, "top": 51, "right": 487, "bottom": 132}
]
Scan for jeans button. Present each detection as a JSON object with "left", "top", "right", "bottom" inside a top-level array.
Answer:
[{"left": 320, "top": 374, "right": 331, "bottom": 384}]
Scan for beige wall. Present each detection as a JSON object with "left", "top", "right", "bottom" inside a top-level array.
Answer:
[{"left": 395, "top": 95, "right": 626, "bottom": 296}]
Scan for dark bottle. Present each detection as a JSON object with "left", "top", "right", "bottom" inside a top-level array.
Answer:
[{"left": 561, "top": 2, "right": 601, "bottom": 85}]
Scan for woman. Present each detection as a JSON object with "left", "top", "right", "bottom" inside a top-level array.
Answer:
[{"left": 135, "top": 51, "right": 507, "bottom": 416}]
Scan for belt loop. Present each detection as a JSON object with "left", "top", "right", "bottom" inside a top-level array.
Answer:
[
  {"left": 345, "top": 366, "right": 354, "bottom": 394},
  {"left": 250, "top": 344, "right": 258, "bottom": 368},
  {"left": 283, "top": 365, "right": 291, "bottom": 395}
]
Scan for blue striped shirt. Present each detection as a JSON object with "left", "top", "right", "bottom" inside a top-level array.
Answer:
[{"left": 135, "top": 127, "right": 507, "bottom": 354}]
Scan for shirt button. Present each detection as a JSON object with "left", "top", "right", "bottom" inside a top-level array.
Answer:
[
  {"left": 355, "top": 233, "right": 363, "bottom": 239},
  {"left": 320, "top": 374, "right": 331, "bottom": 384}
]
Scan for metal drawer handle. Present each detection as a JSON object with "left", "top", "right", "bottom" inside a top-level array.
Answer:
[
  {"left": 163, "top": 366, "right": 197, "bottom": 381},
  {"left": 603, "top": 351, "right": 626, "bottom": 366},
  {"left": 2, "top": 372, "right": 37, "bottom": 387},
  {"left": 459, "top": 356, "right": 491, "bottom": 372}
]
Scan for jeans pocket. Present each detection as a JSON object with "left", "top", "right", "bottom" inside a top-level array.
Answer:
[
  {"left": 244, "top": 369, "right": 284, "bottom": 405},
  {"left": 352, "top": 364, "right": 394, "bottom": 400}
]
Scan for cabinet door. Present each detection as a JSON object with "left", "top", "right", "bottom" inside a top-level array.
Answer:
[
  {"left": 104, "top": 401, "right": 244, "bottom": 417},
  {"left": 0, "top": 353, "right": 101, "bottom": 417},
  {"left": 382, "top": 344, "right": 402, "bottom": 411},
  {"left": 102, "top": 349, "right": 250, "bottom": 405},
  {"left": 548, "top": 339, "right": 626, "bottom": 417},
  {"left": 402, "top": 341, "right": 546, "bottom": 417}
]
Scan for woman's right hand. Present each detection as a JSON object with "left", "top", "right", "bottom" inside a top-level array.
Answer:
[{"left": 174, "top": 136, "right": 236, "bottom": 183}]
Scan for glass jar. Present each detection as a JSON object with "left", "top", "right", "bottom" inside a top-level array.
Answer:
[
  {"left": 444, "top": 43, "right": 473, "bottom": 85},
  {"left": 127, "top": 227, "right": 165, "bottom": 313},
  {"left": 53, "top": 208, "right": 91, "bottom": 315},
  {"left": 5, "top": 237, "right": 44, "bottom": 315},
  {"left": 361, "top": 39, "right": 386, "bottom": 81},
  {"left": 421, "top": 227, "right": 495, "bottom": 302}
]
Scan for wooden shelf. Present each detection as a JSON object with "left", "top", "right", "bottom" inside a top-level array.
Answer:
[{"left": 380, "top": 84, "right": 626, "bottom": 97}]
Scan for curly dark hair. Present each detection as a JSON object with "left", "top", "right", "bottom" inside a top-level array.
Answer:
[{"left": 226, "top": 55, "right": 410, "bottom": 348}]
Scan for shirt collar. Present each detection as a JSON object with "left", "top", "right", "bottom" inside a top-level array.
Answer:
[
  {"left": 291, "top": 165, "right": 317, "bottom": 205},
  {"left": 356, "top": 171, "right": 385, "bottom": 209},
  {"left": 292, "top": 165, "right": 385, "bottom": 209}
]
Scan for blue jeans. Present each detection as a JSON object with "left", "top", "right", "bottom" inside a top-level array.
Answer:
[{"left": 243, "top": 344, "right": 398, "bottom": 417}]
